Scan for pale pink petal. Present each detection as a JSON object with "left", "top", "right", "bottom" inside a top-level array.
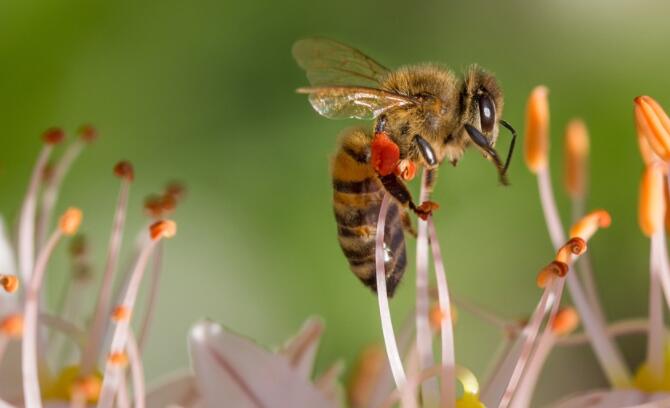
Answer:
[
  {"left": 551, "top": 389, "right": 670, "bottom": 408},
  {"left": 0, "top": 217, "right": 18, "bottom": 312},
  {"left": 188, "top": 320, "right": 337, "bottom": 408},
  {"left": 146, "top": 372, "right": 200, "bottom": 408},
  {"left": 278, "top": 317, "right": 323, "bottom": 379}
]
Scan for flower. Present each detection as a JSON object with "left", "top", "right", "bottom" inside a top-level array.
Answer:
[
  {"left": 0, "top": 127, "right": 183, "bottom": 407},
  {"left": 146, "top": 317, "right": 342, "bottom": 407}
]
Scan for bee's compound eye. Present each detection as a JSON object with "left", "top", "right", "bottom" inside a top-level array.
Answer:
[{"left": 479, "top": 94, "right": 496, "bottom": 133}]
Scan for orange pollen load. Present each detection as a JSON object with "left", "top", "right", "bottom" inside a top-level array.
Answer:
[
  {"left": 42, "top": 127, "right": 66, "bottom": 145},
  {"left": 536, "top": 261, "right": 569, "bottom": 288},
  {"left": 59, "top": 208, "right": 83, "bottom": 236},
  {"left": 395, "top": 159, "right": 417, "bottom": 181},
  {"left": 550, "top": 307, "right": 580, "bottom": 336},
  {"left": 370, "top": 132, "right": 400, "bottom": 176},
  {"left": 111, "top": 306, "right": 130, "bottom": 322},
  {"left": 639, "top": 163, "right": 666, "bottom": 237},
  {"left": 0, "top": 314, "right": 23, "bottom": 338},
  {"left": 634, "top": 96, "right": 670, "bottom": 162},
  {"left": 72, "top": 376, "right": 102, "bottom": 400},
  {"left": 113, "top": 160, "right": 134, "bottom": 181},
  {"left": 569, "top": 209, "right": 611, "bottom": 241},
  {"left": 150, "top": 219, "right": 177, "bottom": 241},
  {"left": 78, "top": 124, "right": 98, "bottom": 142},
  {"left": 0, "top": 275, "right": 19, "bottom": 293},
  {"left": 523, "top": 86, "right": 550, "bottom": 173},
  {"left": 107, "top": 352, "right": 128, "bottom": 366}
]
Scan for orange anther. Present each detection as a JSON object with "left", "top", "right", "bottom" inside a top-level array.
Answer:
[
  {"left": 550, "top": 307, "right": 580, "bottom": 336},
  {"left": 537, "top": 261, "right": 568, "bottom": 288},
  {"left": 107, "top": 352, "right": 128, "bottom": 366},
  {"left": 78, "top": 124, "right": 98, "bottom": 142},
  {"left": 164, "top": 181, "right": 187, "bottom": 202},
  {"left": 150, "top": 220, "right": 177, "bottom": 241},
  {"left": 639, "top": 163, "right": 666, "bottom": 237},
  {"left": 0, "top": 275, "right": 19, "bottom": 293},
  {"left": 555, "top": 237, "right": 588, "bottom": 264},
  {"left": 113, "top": 160, "right": 134, "bottom": 181},
  {"left": 43, "top": 127, "right": 65, "bottom": 145},
  {"left": 429, "top": 303, "right": 457, "bottom": 331},
  {"left": 0, "top": 315, "right": 23, "bottom": 338},
  {"left": 395, "top": 159, "right": 417, "bottom": 181},
  {"left": 569, "top": 210, "right": 611, "bottom": 241},
  {"left": 111, "top": 306, "right": 130, "bottom": 322},
  {"left": 634, "top": 96, "right": 670, "bottom": 161},
  {"left": 59, "top": 208, "right": 83, "bottom": 236},
  {"left": 564, "top": 120, "right": 590, "bottom": 198},
  {"left": 524, "top": 86, "right": 550, "bottom": 173},
  {"left": 371, "top": 132, "right": 400, "bottom": 176},
  {"left": 72, "top": 375, "right": 102, "bottom": 401}
]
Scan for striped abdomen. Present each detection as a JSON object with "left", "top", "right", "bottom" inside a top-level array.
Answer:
[{"left": 331, "top": 128, "right": 407, "bottom": 297}]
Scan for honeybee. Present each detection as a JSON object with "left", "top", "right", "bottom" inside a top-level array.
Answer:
[{"left": 293, "top": 38, "right": 516, "bottom": 296}]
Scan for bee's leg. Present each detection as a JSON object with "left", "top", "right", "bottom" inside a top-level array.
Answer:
[
  {"left": 378, "top": 173, "right": 438, "bottom": 220},
  {"left": 401, "top": 210, "right": 417, "bottom": 238},
  {"left": 423, "top": 167, "right": 438, "bottom": 194}
]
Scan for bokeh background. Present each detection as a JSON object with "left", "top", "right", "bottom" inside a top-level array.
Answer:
[{"left": 1, "top": 0, "right": 669, "bottom": 405}]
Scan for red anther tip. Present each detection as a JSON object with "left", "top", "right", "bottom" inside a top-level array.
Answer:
[
  {"left": 113, "top": 160, "right": 134, "bottom": 181},
  {"left": 78, "top": 124, "right": 98, "bottom": 142},
  {"left": 164, "top": 181, "right": 187, "bottom": 202},
  {"left": 144, "top": 194, "right": 164, "bottom": 217},
  {"left": 371, "top": 132, "right": 400, "bottom": 176},
  {"left": 43, "top": 127, "right": 65, "bottom": 145}
]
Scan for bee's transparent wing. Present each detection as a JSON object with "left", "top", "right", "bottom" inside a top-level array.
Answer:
[
  {"left": 292, "top": 38, "right": 389, "bottom": 87},
  {"left": 298, "top": 86, "right": 415, "bottom": 120}
]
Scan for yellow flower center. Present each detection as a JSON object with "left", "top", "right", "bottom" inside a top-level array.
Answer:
[
  {"left": 42, "top": 366, "right": 102, "bottom": 403},
  {"left": 456, "top": 392, "right": 486, "bottom": 408}
]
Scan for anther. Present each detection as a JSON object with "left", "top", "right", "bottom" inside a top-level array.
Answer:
[
  {"left": 536, "top": 261, "right": 569, "bottom": 288},
  {"left": 113, "top": 160, "right": 134, "bottom": 181},
  {"left": 569, "top": 210, "right": 611, "bottom": 241},
  {"left": 72, "top": 375, "right": 102, "bottom": 401},
  {"left": 564, "top": 119, "right": 589, "bottom": 198},
  {"left": 555, "top": 237, "right": 588, "bottom": 263},
  {"left": 550, "top": 307, "right": 580, "bottom": 336},
  {"left": 111, "top": 306, "right": 130, "bottom": 322},
  {"left": 164, "top": 181, "right": 186, "bottom": 203},
  {"left": 143, "top": 194, "right": 164, "bottom": 218},
  {"left": 150, "top": 220, "right": 177, "bottom": 241},
  {"left": 0, "top": 275, "right": 19, "bottom": 293},
  {"left": 429, "top": 303, "right": 457, "bottom": 331},
  {"left": 43, "top": 127, "right": 66, "bottom": 145},
  {"left": 59, "top": 208, "right": 83, "bottom": 236},
  {"left": 634, "top": 96, "right": 670, "bottom": 161},
  {"left": 638, "top": 163, "right": 666, "bottom": 237},
  {"left": 523, "top": 86, "right": 549, "bottom": 173},
  {"left": 77, "top": 124, "right": 98, "bottom": 142},
  {"left": 69, "top": 234, "right": 88, "bottom": 258},
  {"left": 395, "top": 159, "right": 417, "bottom": 181},
  {"left": 0, "top": 314, "right": 23, "bottom": 338},
  {"left": 107, "top": 352, "right": 128, "bottom": 366}
]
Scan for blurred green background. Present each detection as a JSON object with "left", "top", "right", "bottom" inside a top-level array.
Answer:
[{"left": 1, "top": 0, "right": 669, "bottom": 404}]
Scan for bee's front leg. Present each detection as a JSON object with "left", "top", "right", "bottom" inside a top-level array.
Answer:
[{"left": 370, "top": 125, "right": 438, "bottom": 219}]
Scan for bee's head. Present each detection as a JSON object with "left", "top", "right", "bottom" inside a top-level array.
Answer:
[{"left": 459, "top": 65, "right": 515, "bottom": 185}]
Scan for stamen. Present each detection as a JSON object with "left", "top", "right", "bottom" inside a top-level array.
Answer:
[
  {"left": 80, "top": 162, "right": 133, "bottom": 375},
  {"left": 0, "top": 275, "right": 18, "bottom": 293},
  {"left": 569, "top": 210, "right": 611, "bottom": 241},
  {"left": 42, "top": 127, "right": 66, "bottom": 145},
  {"left": 164, "top": 181, "right": 187, "bottom": 202},
  {"left": 639, "top": 164, "right": 666, "bottom": 237},
  {"left": 78, "top": 124, "right": 98, "bottom": 142},
  {"left": 107, "top": 352, "right": 129, "bottom": 366},
  {"left": 414, "top": 169, "right": 438, "bottom": 404},
  {"left": 71, "top": 375, "right": 102, "bottom": 404},
  {"left": 636, "top": 108, "right": 663, "bottom": 166},
  {"left": 36, "top": 128, "right": 93, "bottom": 248},
  {"left": 127, "top": 333, "right": 146, "bottom": 408},
  {"left": 374, "top": 194, "right": 406, "bottom": 388},
  {"left": 427, "top": 217, "right": 457, "bottom": 408},
  {"left": 564, "top": 120, "right": 590, "bottom": 199},
  {"left": 634, "top": 96, "right": 670, "bottom": 161},
  {"left": 536, "top": 261, "right": 568, "bottom": 288},
  {"left": 112, "top": 306, "right": 131, "bottom": 322},
  {"left": 523, "top": 86, "right": 549, "bottom": 173},
  {"left": 97, "top": 221, "right": 174, "bottom": 408},
  {"left": 347, "top": 344, "right": 385, "bottom": 408},
  {"left": 18, "top": 130, "right": 61, "bottom": 281},
  {"left": 22, "top": 211, "right": 73, "bottom": 408},
  {"left": 59, "top": 208, "right": 83, "bottom": 236},
  {"left": 137, "top": 242, "right": 163, "bottom": 351}
]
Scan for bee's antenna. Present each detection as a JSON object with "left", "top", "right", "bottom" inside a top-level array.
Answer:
[{"left": 499, "top": 120, "right": 517, "bottom": 175}]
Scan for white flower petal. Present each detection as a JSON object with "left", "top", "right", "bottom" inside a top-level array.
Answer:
[
  {"left": 146, "top": 372, "right": 200, "bottom": 408},
  {"left": 278, "top": 317, "right": 323, "bottom": 378},
  {"left": 551, "top": 389, "right": 670, "bottom": 408},
  {"left": 188, "top": 320, "right": 336, "bottom": 408}
]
